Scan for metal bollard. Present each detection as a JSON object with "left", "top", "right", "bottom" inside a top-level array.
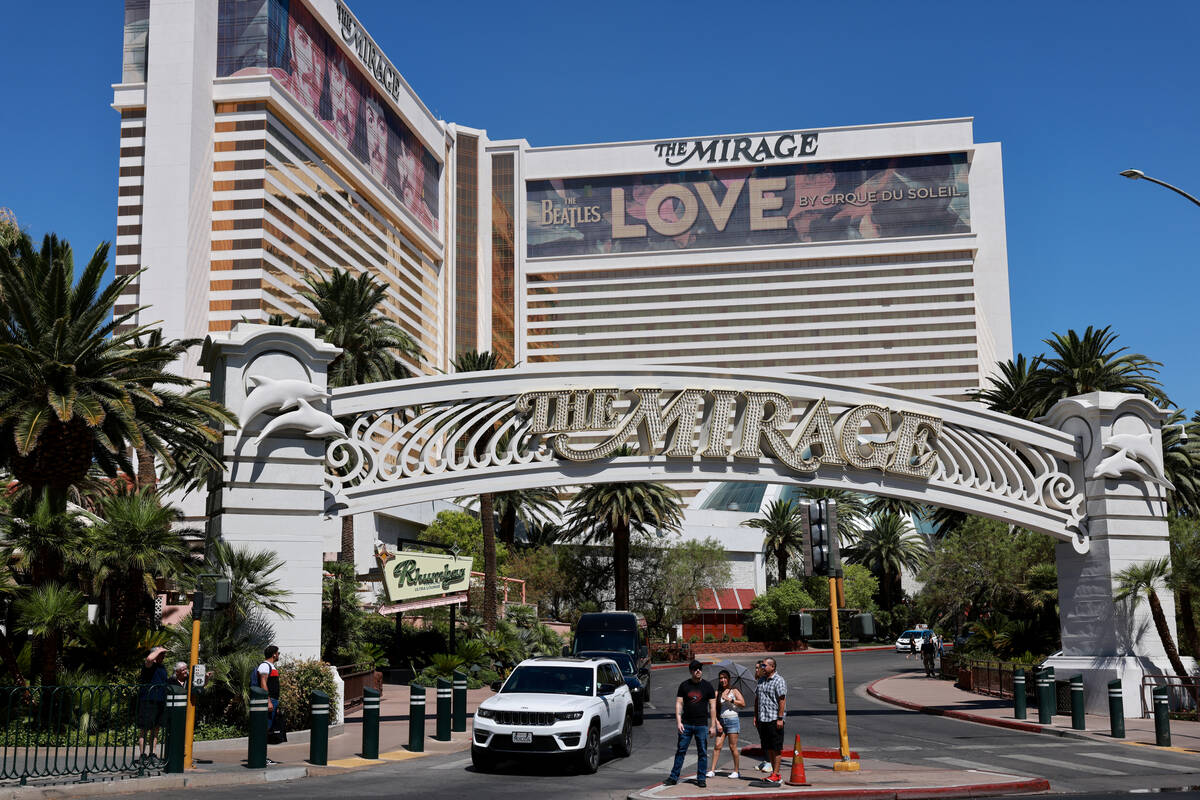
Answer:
[
  {"left": 362, "top": 687, "right": 381, "bottom": 759},
  {"left": 408, "top": 683, "right": 425, "bottom": 752},
  {"left": 436, "top": 677, "right": 452, "bottom": 741},
  {"left": 1107, "top": 678, "right": 1125, "bottom": 739},
  {"left": 828, "top": 675, "right": 836, "bottom": 705},
  {"left": 309, "top": 690, "right": 330, "bottom": 766},
  {"left": 164, "top": 685, "right": 188, "bottom": 773},
  {"left": 1037, "top": 669, "right": 1053, "bottom": 724},
  {"left": 1153, "top": 686, "right": 1171, "bottom": 746},
  {"left": 453, "top": 671, "right": 467, "bottom": 733},
  {"left": 1070, "top": 675, "right": 1085, "bottom": 730},
  {"left": 248, "top": 686, "right": 269, "bottom": 769},
  {"left": 1013, "top": 669, "right": 1026, "bottom": 720}
]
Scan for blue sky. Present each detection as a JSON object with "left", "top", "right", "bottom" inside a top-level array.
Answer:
[{"left": 4, "top": 1, "right": 1197, "bottom": 412}]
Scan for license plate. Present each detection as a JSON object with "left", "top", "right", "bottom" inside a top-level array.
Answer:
[{"left": 512, "top": 731, "right": 533, "bottom": 744}]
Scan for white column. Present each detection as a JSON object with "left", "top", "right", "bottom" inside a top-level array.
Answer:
[
  {"left": 202, "top": 324, "right": 342, "bottom": 659},
  {"left": 1042, "top": 392, "right": 1193, "bottom": 712}
]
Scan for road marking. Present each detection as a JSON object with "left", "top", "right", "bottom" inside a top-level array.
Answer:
[
  {"left": 998, "top": 752, "right": 1125, "bottom": 775},
  {"left": 640, "top": 754, "right": 695, "bottom": 774},
  {"left": 432, "top": 756, "right": 473, "bottom": 770},
  {"left": 879, "top": 745, "right": 920, "bottom": 751},
  {"left": 925, "top": 756, "right": 1033, "bottom": 775},
  {"left": 952, "top": 742, "right": 1075, "bottom": 750},
  {"left": 1075, "top": 751, "right": 1198, "bottom": 773},
  {"left": 1125, "top": 742, "right": 1200, "bottom": 754}
]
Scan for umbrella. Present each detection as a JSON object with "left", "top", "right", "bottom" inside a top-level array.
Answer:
[{"left": 707, "top": 659, "right": 756, "bottom": 700}]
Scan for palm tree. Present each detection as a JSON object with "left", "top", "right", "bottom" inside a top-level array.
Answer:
[
  {"left": 1162, "top": 410, "right": 1200, "bottom": 517},
  {"left": 0, "top": 233, "right": 234, "bottom": 512},
  {"left": 278, "top": 268, "right": 421, "bottom": 568},
  {"left": 970, "top": 353, "right": 1049, "bottom": 419},
  {"left": 0, "top": 560, "right": 24, "bottom": 686},
  {"left": 86, "top": 489, "right": 194, "bottom": 636},
  {"left": 17, "top": 582, "right": 85, "bottom": 686},
  {"left": 1039, "top": 326, "right": 1169, "bottom": 407},
  {"left": 451, "top": 350, "right": 507, "bottom": 629},
  {"left": 460, "top": 487, "right": 561, "bottom": 546},
  {"left": 0, "top": 492, "right": 88, "bottom": 589},
  {"left": 203, "top": 538, "right": 294, "bottom": 624},
  {"left": 563, "top": 481, "right": 684, "bottom": 610},
  {"left": 844, "top": 512, "right": 928, "bottom": 608},
  {"left": 522, "top": 519, "right": 564, "bottom": 548},
  {"left": 1114, "top": 557, "right": 1189, "bottom": 679},
  {"left": 742, "top": 499, "right": 804, "bottom": 583},
  {"left": 1169, "top": 522, "right": 1200, "bottom": 661}
]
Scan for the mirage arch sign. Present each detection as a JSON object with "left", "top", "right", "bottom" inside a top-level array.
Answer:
[{"left": 324, "top": 364, "right": 1090, "bottom": 551}]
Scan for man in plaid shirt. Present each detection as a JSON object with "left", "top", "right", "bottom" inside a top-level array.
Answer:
[{"left": 753, "top": 657, "right": 787, "bottom": 784}]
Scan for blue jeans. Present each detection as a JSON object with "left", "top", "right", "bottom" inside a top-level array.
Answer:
[{"left": 670, "top": 723, "right": 709, "bottom": 781}]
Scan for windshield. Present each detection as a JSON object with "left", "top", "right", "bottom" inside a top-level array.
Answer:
[
  {"left": 573, "top": 630, "right": 636, "bottom": 655},
  {"left": 578, "top": 652, "right": 634, "bottom": 674},
  {"left": 500, "top": 666, "right": 594, "bottom": 696}
]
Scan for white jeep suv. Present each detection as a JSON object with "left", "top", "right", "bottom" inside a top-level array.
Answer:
[{"left": 472, "top": 656, "right": 634, "bottom": 774}]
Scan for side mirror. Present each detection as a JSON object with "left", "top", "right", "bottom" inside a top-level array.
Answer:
[{"left": 489, "top": 680, "right": 502, "bottom": 692}]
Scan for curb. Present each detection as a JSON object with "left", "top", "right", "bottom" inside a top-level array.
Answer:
[
  {"left": 627, "top": 776, "right": 1051, "bottom": 800},
  {"left": 2, "top": 766, "right": 310, "bottom": 800},
  {"left": 864, "top": 677, "right": 1095, "bottom": 741},
  {"left": 738, "top": 746, "right": 861, "bottom": 760}
]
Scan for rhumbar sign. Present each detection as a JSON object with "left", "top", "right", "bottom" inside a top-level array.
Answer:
[
  {"left": 380, "top": 552, "right": 472, "bottom": 603},
  {"left": 516, "top": 388, "right": 942, "bottom": 480}
]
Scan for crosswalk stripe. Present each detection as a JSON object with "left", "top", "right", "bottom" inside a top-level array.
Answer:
[
  {"left": 879, "top": 745, "right": 920, "bottom": 751},
  {"left": 432, "top": 756, "right": 473, "bottom": 770},
  {"left": 925, "top": 756, "right": 1033, "bottom": 775},
  {"left": 639, "top": 754, "right": 696, "bottom": 774},
  {"left": 999, "top": 753, "right": 1124, "bottom": 775},
  {"left": 1075, "top": 751, "right": 1197, "bottom": 773}
]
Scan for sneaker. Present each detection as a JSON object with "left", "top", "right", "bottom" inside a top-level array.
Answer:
[
  {"left": 663, "top": 777, "right": 677, "bottom": 786},
  {"left": 767, "top": 773, "right": 782, "bottom": 784},
  {"left": 729, "top": 771, "right": 740, "bottom": 779},
  {"left": 756, "top": 761, "right": 771, "bottom": 773},
  {"left": 265, "top": 759, "right": 278, "bottom": 766},
  {"left": 706, "top": 770, "right": 715, "bottom": 777}
]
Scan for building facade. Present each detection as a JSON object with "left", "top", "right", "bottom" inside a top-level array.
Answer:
[{"left": 114, "top": 0, "right": 1012, "bottom": 594}]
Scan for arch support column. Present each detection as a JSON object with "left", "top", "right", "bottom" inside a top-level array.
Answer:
[
  {"left": 1042, "top": 392, "right": 1192, "bottom": 711},
  {"left": 202, "top": 324, "right": 341, "bottom": 659}
]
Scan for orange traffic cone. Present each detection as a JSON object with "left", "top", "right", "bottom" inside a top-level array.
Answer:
[{"left": 787, "top": 733, "right": 808, "bottom": 786}]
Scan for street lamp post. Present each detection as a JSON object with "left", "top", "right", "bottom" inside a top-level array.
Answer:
[{"left": 1120, "top": 169, "right": 1200, "bottom": 208}]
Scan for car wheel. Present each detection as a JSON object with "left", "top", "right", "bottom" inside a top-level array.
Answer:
[
  {"left": 613, "top": 713, "right": 633, "bottom": 757},
  {"left": 471, "top": 745, "right": 496, "bottom": 773},
  {"left": 577, "top": 723, "right": 601, "bottom": 774}
]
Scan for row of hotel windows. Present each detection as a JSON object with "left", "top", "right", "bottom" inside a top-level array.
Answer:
[{"left": 528, "top": 329, "right": 975, "bottom": 350}]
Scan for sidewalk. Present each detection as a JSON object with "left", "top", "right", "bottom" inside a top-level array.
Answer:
[
  {"left": 867, "top": 668, "right": 1200, "bottom": 752},
  {"left": 4, "top": 685, "right": 489, "bottom": 800}
]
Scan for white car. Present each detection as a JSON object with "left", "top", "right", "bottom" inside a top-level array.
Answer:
[
  {"left": 895, "top": 628, "right": 934, "bottom": 652},
  {"left": 472, "top": 656, "right": 635, "bottom": 774}
]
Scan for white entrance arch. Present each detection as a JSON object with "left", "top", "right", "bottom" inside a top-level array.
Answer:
[{"left": 203, "top": 325, "right": 1187, "bottom": 711}]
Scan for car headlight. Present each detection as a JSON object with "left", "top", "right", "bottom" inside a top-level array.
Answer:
[
  {"left": 476, "top": 708, "right": 495, "bottom": 719},
  {"left": 555, "top": 711, "right": 584, "bottom": 720}
]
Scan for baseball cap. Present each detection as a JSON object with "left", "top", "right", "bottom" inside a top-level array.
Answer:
[{"left": 689, "top": 659, "right": 704, "bottom": 672}]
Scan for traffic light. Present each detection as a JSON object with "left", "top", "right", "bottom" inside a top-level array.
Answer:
[
  {"left": 803, "top": 500, "right": 842, "bottom": 576},
  {"left": 788, "top": 612, "right": 813, "bottom": 640},
  {"left": 850, "top": 613, "right": 876, "bottom": 641}
]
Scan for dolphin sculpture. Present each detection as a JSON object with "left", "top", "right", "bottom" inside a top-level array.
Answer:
[
  {"left": 241, "top": 375, "right": 327, "bottom": 426},
  {"left": 251, "top": 397, "right": 346, "bottom": 445},
  {"left": 1091, "top": 431, "right": 1175, "bottom": 489}
]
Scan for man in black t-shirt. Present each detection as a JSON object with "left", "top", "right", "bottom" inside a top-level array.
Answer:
[{"left": 664, "top": 660, "right": 716, "bottom": 788}]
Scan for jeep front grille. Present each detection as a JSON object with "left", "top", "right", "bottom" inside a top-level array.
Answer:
[{"left": 493, "top": 710, "right": 556, "bottom": 726}]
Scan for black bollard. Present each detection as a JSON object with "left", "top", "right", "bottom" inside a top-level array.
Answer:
[
  {"left": 1013, "top": 669, "right": 1026, "bottom": 720},
  {"left": 1107, "top": 678, "right": 1125, "bottom": 739},
  {"left": 453, "top": 671, "right": 467, "bottom": 733},
  {"left": 1070, "top": 675, "right": 1085, "bottom": 730},
  {"left": 1153, "top": 686, "right": 1171, "bottom": 746},
  {"left": 248, "top": 686, "right": 269, "bottom": 769},
  {"left": 1037, "top": 669, "right": 1053, "bottom": 724},
  {"left": 363, "top": 687, "right": 381, "bottom": 759},
  {"left": 164, "top": 685, "right": 188, "bottom": 773},
  {"left": 408, "top": 683, "right": 425, "bottom": 752},
  {"left": 436, "top": 677, "right": 452, "bottom": 741},
  {"left": 309, "top": 690, "right": 329, "bottom": 766},
  {"left": 828, "top": 675, "right": 836, "bottom": 705}
]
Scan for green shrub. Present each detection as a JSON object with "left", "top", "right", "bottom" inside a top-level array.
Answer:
[
  {"left": 193, "top": 721, "right": 246, "bottom": 741},
  {"left": 703, "top": 634, "right": 716, "bottom": 643},
  {"left": 278, "top": 658, "right": 339, "bottom": 732},
  {"left": 745, "top": 580, "right": 816, "bottom": 641}
]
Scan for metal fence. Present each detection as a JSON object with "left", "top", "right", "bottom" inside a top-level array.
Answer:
[
  {"left": 959, "top": 659, "right": 1070, "bottom": 713},
  {"left": 1140, "top": 675, "right": 1200, "bottom": 720},
  {"left": 1, "top": 684, "right": 167, "bottom": 786}
]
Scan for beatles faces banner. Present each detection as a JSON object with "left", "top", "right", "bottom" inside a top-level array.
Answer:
[
  {"left": 218, "top": 0, "right": 440, "bottom": 235},
  {"left": 526, "top": 153, "right": 969, "bottom": 258}
]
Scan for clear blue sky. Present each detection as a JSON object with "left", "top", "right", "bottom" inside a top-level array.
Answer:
[{"left": 4, "top": 1, "right": 1197, "bottom": 412}]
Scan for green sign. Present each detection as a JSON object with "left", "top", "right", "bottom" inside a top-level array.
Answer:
[{"left": 379, "top": 551, "right": 472, "bottom": 603}]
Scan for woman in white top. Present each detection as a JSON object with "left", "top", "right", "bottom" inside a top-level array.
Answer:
[{"left": 707, "top": 669, "right": 746, "bottom": 778}]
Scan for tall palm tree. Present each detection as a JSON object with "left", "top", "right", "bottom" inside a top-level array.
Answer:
[
  {"left": 451, "top": 350, "right": 507, "bottom": 629},
  {"left": 460, "top": 487, "right": 561, "bottom": 546},
  {"left": 1162, "top": 410, "right": 1200, "bottom": 517},
  {"left": 203, "top": 538, "right": 294, "bottom": 624},
  {"left": 85, "top": 489, "right": 194, "bottom": 636},
  {"left": 0, "top": 492, "right": 88, "bottom": 589},
  {"left": 277, "top": 268, "right": 421, "bottom": 567},
  {"left": 970, "top": 353, "right": 1049, "bottom": 419},
  {"left": 1169, "top": 522, "right": 1200, "bottom": 661},
  {"left": 1114, "top": 557, "right": 1189, "bottom": 679},
  {"left": 17, "top": 582, "right": 85, "bottom": 686},
  {"left": 1039, "top": 325, "right": 1168, "bottom": 407},
  {"left": 0, "top": 233, "right": 234, "bottom": 512},
  {"left": 844, "top": 512, "right": 928, "bottom": 608},
  {"left": 563, "top": 481, "right": 684, "bottom": 610},
  {"left": 742, "top": 499, "right": 804, "bottom": 583}
]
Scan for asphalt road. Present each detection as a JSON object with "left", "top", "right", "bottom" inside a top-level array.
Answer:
[{"left": 128, "top": 650, "right": 1200, "bottom": 799}]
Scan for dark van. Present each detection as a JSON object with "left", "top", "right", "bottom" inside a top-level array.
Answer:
[{"left": 570, "top": 612, "right": 652, "bottom": 700}]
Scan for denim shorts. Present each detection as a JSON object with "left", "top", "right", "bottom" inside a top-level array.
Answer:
[{"left": 719, "top": 715, "right": 740, "bottom": 734}]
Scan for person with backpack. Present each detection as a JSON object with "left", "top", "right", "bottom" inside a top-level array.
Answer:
[{"left": 253, "top": 645, "right": 285, "bottom": 759}]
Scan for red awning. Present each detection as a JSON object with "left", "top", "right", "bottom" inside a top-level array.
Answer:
[{"left": 694, "top": 588, "right": 756, "bottom": 611}]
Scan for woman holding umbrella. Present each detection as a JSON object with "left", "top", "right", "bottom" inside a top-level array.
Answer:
[{"left": 707, "top": 669, "right": 746, "bottom": 778}]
